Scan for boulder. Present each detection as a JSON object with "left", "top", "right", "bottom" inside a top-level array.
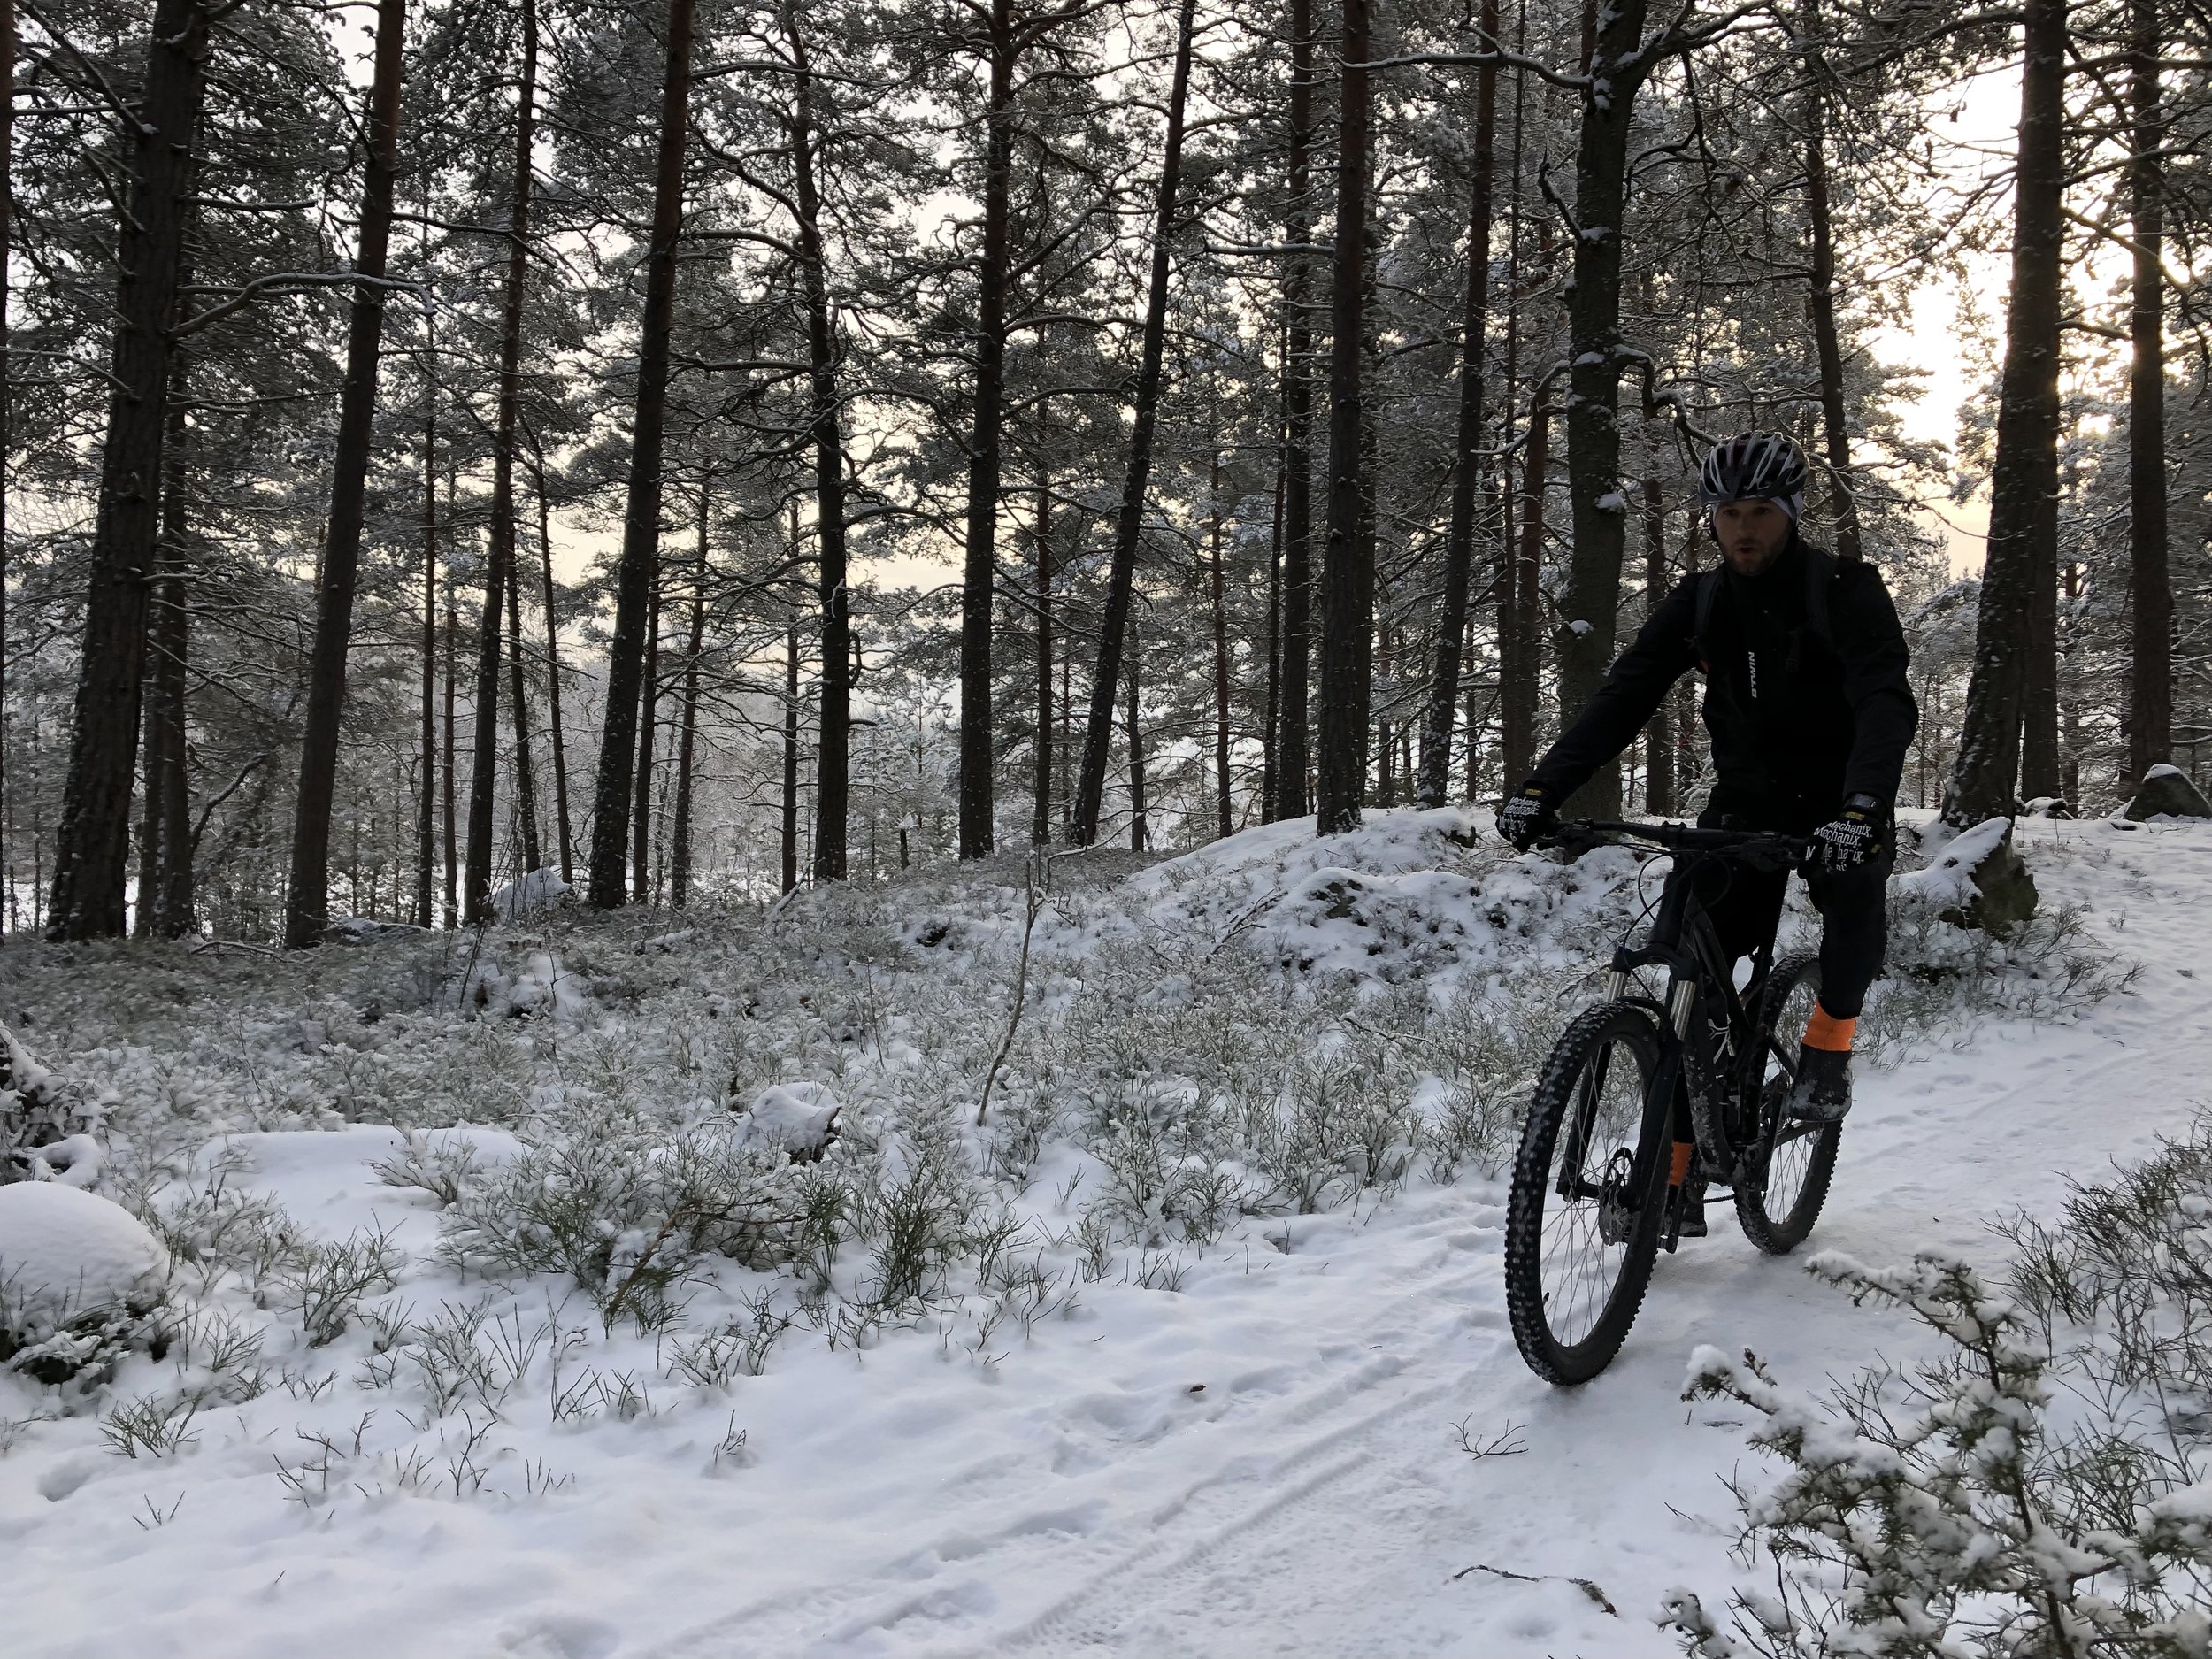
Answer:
[
  {"left": 491, "top": 867, "right": 572, "bottom": 922},
  {"left": 2123, "top": 764, "right": 2212, "bottom": 822},
  {"left": 1900, "top": 818, "right": 2039, "bottom": 939},
  {"left": 1962, "top": 833, "right": 2040, "bottom": 937},
  {"left": 736, "top": 1082, "right": 841, "bottom": 1160}
]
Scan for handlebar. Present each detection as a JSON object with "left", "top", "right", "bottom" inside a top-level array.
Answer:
[{"left": 1542, "top": 818, "right": 1810, "bottom": 871}]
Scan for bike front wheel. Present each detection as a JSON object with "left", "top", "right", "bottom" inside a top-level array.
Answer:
[
  {"left": 1734, "top": 953, "right": 1842, "bottom": 1255},
  {"left": 1505, "top": 1002, "right": 1671, "bottom": 1384}
]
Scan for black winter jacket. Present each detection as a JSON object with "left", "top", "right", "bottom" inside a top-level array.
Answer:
[{"left": 1530, "top": 535, "right": 1919, "bottom": 825}]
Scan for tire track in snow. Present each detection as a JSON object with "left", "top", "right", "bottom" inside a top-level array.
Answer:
[{"left": 648, "top": 1200, "right": 1519, "bottom": 1658}]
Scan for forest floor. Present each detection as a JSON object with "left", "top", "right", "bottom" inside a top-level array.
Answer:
[{"left": 1, "top": 809, "right": 2201, "bottom": 1659}]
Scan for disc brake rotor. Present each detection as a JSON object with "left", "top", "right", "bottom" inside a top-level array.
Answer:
[{"left": 1597, "top": 1147, "right": 1639, "bottom": 1246}]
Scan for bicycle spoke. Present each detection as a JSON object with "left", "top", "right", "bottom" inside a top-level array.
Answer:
[{"left": 1535, "top": 1034, "right": 1645, "bottom": 1349}]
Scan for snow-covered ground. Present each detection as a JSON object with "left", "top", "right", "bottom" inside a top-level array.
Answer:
[{"left": 2, "top": 813, "right": 2200, "bottom": 1658}]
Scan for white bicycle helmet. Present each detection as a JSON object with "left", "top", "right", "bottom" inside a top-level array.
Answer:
[{"left": 1698, "top": 431, "right": 1809, "bottom": 519}]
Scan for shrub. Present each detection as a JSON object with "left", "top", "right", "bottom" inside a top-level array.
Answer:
[{"left": 1666, "top": 1128, "right": 2212, "bottom": 1658}]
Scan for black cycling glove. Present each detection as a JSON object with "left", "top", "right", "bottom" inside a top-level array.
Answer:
[
  {"left": 1809, "top": 794, "right": 1888, "bottom": 872},
  {"left": 1496, "top": 782, "right": 1559, "bottom": 852}
]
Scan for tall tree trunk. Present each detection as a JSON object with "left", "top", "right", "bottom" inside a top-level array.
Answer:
[
  {"left": 1355, "top": 267, "right": 1379, "bottom": 791},
  {"left": 505, "top": 530, "right": 541, "bottom": 872},
  {"left": 1803, "top": 165, "right": 1860, "bottom": 554},
  {"left": 1801, "top": 0, "right": 1862, "bottom": 562},
  {"left": 2061, "top": 559, "right": 2082, "bottom": 804},
  {"left": 1492, "top": 20, "right": 1530, "bottom": 795},
  {"left": 1314, "top": 0, "right": 1373, "bottom": 834},
  {"left": 465, "top": 519, "right": 504, "bottom": 923},
  {"left": 442, "top": 551, "right": 458, "bottom": 927},
  {"left": 1209, "top": 447, "right": 1234, "bottom": 839},
  {"left": 49, "top": 0, "right": 209, "bottom": 940},
  {"left": 1376, "top": 627, "right": 1394, "bottom": 804},
  {"left": 1503, "top": 407, "right": 1549, "bottom": 787},
  {"left": 0, "top": 0, "right": 13, "bottom": 907},
  {"left": 1261, "top": 446, "right": 1284, "bottom": 818},
  {"left": 1946, "top": 0, "right": 2067, "bottom": 826},
  {"left": 2021, "top": 511, "right": 2061, "bottom": 800},
  {"left": 502, "top": 0, "right": 543, "bottom": 879},
  {"left": 283, "top": 0, "right": 409, "bottom": 948},
  {"left": 1555, "top": 0, "right": 1655, "bottom": 821},
  {"left": 588, "top": 0, "right": 696, "bottom": 904},
  {"left": 1275, "top": 0, "right": 1317, "bottom": 821},
  {"left": 466, "top": 0, "right": 542, "bottom": 918},
  {"left": 1033, "top": 482, "right": 1053, "bottom": 845},
  {"left": 416, "top": 402, "right": 438, "bottom": 927},
  {"left": 138, "top": 378, "right": 190, "bottom": 938},
  {"left": 1641, "top": 472, "right": 1672, "bottom": 814},
  {"left": 2126, "top": 0, "right": 2169, "bottom": 787},
  {"left": 1071, "top": 0, "right": 1199, "bottom": 847},
  {"left": 526, "top": 428, "right": 574, "bottom": 883},
  {"left": 781, "top": 622, "right": 800, "bottom": 893},
  {"left": 1417, "top": 0, "right": 1501, "bottom": 807},
  {"left": 670, "top": 493, "right": 709, "bottom": 906},
  {"left": 1126, "top": 621, "right": 1146, "bottom": 852},
  {"left": 787, "top": 5, "right": 852, "bottom": 881},
  {"left": 633, "top": 567, "right": 662, "bottom": 902},
  {"left": 957, "top": 0, "right": 1016, "bottom": 860}
]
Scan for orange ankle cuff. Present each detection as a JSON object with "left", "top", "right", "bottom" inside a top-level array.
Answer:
[{"left": 1804, "top": 1006, "right": 1855, "bottom": 1053}]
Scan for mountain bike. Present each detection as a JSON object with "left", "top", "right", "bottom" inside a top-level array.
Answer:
[{"left": 1502, "top": 819, "right": 1840, "bottom": 1385}]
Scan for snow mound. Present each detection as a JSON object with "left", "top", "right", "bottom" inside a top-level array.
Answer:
[
  {"left": 0, "top": 1181, "right": 166, "bottom": 1315},
  {"left": 1117, "top": 807, "right": 1653, "bottom": 987},
  {"left": 326, "top": 916, "right": 428, "bottom": 944},
  {"left": 1264, "top": 844, "right": 1648, "bottom": 981},
  {"left": 737, "top": 1083, "right": 841, "bottom": 1156},
  {"left": 463, "top": 949, "right": 588, "bottom": 1018},
  {"left": 1131, "top": 807, "right": 1489, "bottom": 910},
  {"left": 492, "top": 868, "right": 572, "bottom": 922}
]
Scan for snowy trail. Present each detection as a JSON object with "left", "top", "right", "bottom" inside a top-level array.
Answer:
[
  {"left": 9, "top": 820, "right": 2208, "bottom": 1659},
  {"left": 641, "top": 820, "right": 2204, "bottom": 1659}
]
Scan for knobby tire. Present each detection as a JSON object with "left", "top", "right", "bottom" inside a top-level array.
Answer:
[
  {"left": 1505, "top": 1002, "right": 1671, "bottom": 1385},
  {"left": 1733, "top": 953, "right": 1841, "bottom": 1255}
]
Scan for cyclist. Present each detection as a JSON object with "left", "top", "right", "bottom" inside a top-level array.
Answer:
[{"left": 1496, "top": 431, "right": 1918, "bottom": 1161}]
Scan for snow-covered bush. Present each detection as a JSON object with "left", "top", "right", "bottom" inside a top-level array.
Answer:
[
  {"left": 0, "top": 1181, "right": 171, "bottom": 1390},
  {"left": 1665, "top": 1126, "right": 2212, "bottom": 1658},
  {"left": 1, "top": 1021, "right": 104, "bottom": 1186},
  {"left": 439, "top": 1101, "right": 826, "bottom": 1329}
]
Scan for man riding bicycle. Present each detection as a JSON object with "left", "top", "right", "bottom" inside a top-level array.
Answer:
[{"left": 1496, "top": 432, "right": 1918, "bottom": 1160}]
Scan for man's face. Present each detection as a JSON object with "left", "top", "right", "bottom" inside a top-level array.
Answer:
[{"left": 1713, "top": 498, "right": 1792, "bottom": 574}]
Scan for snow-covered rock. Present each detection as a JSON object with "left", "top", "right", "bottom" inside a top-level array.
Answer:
[
  {"left": 462, "top": 949, "right": 588, "bottom": 1018},
  {"left": 0, "top": 1181, "right": 166, "bottom": 1316},
  {"left": 1896, "top": 816, "right": 2037, "bottom": 936},
  {"left": 736, "top": 1083, "right": 841, "bottom": 1157},
  {"left": 325, "top": 916, "right": 429, "bottom": 944},
  {"left": 491, "top": 867, "right": 572, "bottom": 921},
  {"left": 2124, "top": 764, "right": 2212, "bottom": 821}
]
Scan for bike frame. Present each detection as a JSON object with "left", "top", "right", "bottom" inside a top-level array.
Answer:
[{"left": 1549, "top": 820, "right": 1809, "bottom": 1247}]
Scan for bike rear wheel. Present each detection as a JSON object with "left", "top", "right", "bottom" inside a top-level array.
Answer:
[
  {"left": 1734, "top": 954, "right": 1841, "bottom": 1254},
  {"left": 1505, "top": 1002, "right": 1671, "bottom": 1384}
]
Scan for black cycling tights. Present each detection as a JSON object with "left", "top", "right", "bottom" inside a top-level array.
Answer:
[{"left": 1660, "top": 842, "right": 1891, "bottom": 1021}]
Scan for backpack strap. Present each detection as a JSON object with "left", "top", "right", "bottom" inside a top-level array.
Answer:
[
  {"left": 1690, "top": 566, "right": 1724, "bottom": 668},
  {"left": 1801, "top": 542, "right": 1838, "bottom": 655}
]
